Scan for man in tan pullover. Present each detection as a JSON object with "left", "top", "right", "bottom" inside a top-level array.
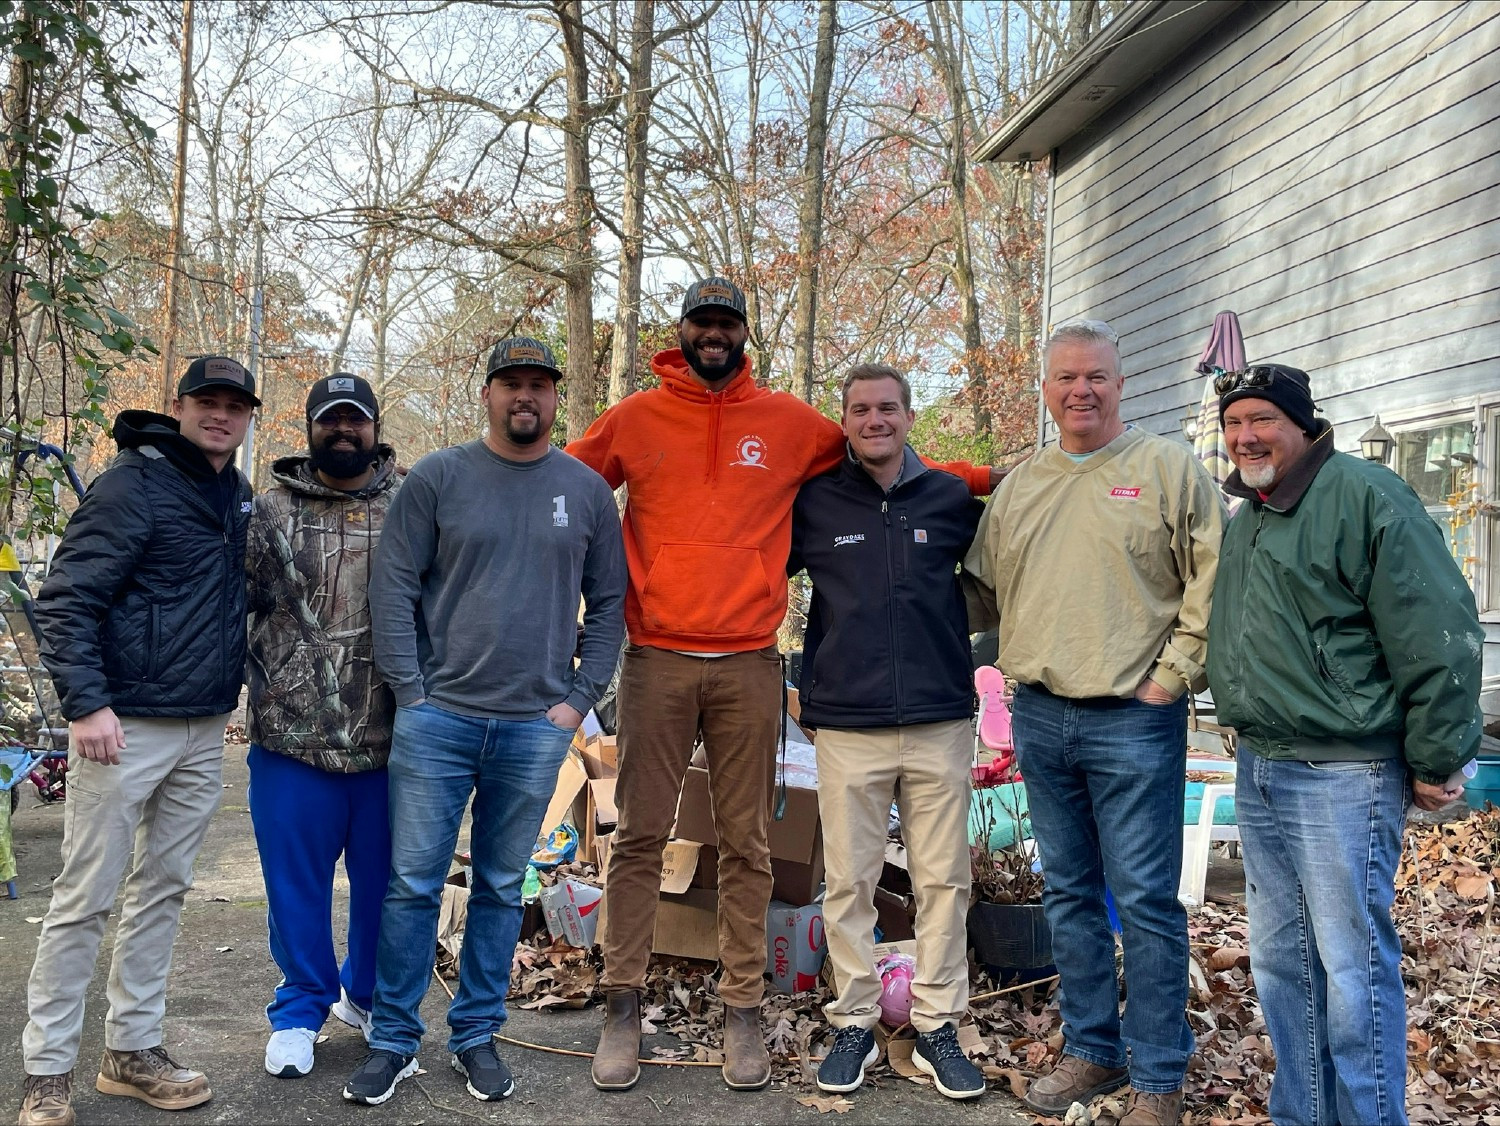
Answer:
[{"left": 965, "top": 320, "right": 1223, "bottom": 1126}]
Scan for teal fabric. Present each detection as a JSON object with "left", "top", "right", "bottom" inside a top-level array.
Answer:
[{"left": 969, "top": 779, "right": 1234, "bottom": 851}]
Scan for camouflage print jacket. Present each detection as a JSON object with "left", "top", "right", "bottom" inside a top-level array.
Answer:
[{"left": 246, "top": 448, "right": 401, "bottom": 772}]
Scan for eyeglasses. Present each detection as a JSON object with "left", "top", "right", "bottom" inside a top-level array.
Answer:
[
  {"left": 1214, "top": 366, "right": 1284, "bottom": 396},
  {"left": 312, "top": 409, "right": 374, "bottom": 429},
  {"left": 1051, "top": 318, "right": 1119, "bottom": 344}
]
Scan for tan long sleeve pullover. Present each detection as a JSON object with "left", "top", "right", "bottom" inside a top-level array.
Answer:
[{"left": 963, "top": 426, "right": 1224, "bottom": 699}]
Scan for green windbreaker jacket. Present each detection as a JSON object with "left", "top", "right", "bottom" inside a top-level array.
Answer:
[{"left": 1207, "top": 423, "right": 1482, "bottom": 784}]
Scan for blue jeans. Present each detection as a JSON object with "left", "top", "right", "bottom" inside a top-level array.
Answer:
[
  {"left": 1236, "top": 748, "right": 1409, "bottom": 1126},
  {"left": 1011, "top": 683, "right": 1194, "bottom": 1092},
  {"left": 368, "top": 702, "right": 573, "bottom": 1057},
  {"left": 247, "top": 745, "right": 391, "bottom": 1031}
]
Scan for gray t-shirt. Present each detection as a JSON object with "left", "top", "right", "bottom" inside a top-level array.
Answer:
[{"left": 369, "top": 441, "right": 627, "bottom": 719}]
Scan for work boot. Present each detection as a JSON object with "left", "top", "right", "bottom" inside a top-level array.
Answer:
[
  {"left": 1120, "top": 1088, "right": 1184, "bottom": 1125},
  {"left": 721, "top": 1004, "right": 771, "bottom": 1090},
  {"left": 591, "top": 990, "right": 642, "bottom": 1091},
  {"left": 1022, "top": 1053, "right": 1129, "bottom": 1115},
  {"left": 18, "top": 1072, "right": 74, "bottom": 1126},
  {"left": 95, "top": 1047, "right": 211, "bottom": 1110}
]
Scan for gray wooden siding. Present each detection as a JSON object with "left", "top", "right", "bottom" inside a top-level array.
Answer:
[{"left": 1041, "top": 0, "right": 1500, "bottom": 441}]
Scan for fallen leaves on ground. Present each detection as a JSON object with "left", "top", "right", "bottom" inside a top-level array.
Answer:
[{"left": 491, "top": 810, "right": 1498, "bottom": 1123}]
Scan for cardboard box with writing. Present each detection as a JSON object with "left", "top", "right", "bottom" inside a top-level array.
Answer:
[
  {"left": 765, "top": 900, "right": 827, "bottom": 993},
  {"left": 539, "top": 878, "right": 604, "bottom": 949}
]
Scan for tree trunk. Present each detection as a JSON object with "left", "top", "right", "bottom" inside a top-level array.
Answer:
[
  {"left": 791, "top": 0, "right": 836, "bottom": 403},
  {"left": 606, "top": 0, "right": 655, "bottom": 407},
  {"left": 159, "top": 0, "right": 194, "bottom": 410},
  {"left": 558, "top": 0, "right": 597, "bottom": 442},
  {"left": 928, "top": 0, "right": 988, "bottom": 434}
]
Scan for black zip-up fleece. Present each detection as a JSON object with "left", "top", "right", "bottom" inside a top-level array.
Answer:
[
  {"left": 37, "top": 410, "right": 251, "bottom": 720},
  {"left": 788, "top": 446, "right": 984, "bottom": 729}
]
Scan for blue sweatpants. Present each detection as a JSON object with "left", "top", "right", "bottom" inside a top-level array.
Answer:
[{"left": 247, "top": 744, "right": 391, "bottom": 1032}]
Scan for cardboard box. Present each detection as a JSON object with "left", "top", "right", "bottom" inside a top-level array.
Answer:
[
  {"left": 582, "top": 733, "right": 618, "bottom": 779},
  {"left": 540, "top": 750, "right": 589, "bottom": 846},
  {"left": 592, "top": 830, "right": 612, "bottom": 877},
  {"left": 674, "top": 761, "right": 824, "bottom": 904},
  {"left": 596, "top": 886, "right": 720, "bottom": 962},
  {"left": 592, "top": 835, "right": 702, "bottom": 895},
  {"left": 766, "top": 900, "right": 827, "bottom": 993},
  {"left": 874, "top": 886, "right": 917, "bottom": 942},
  {"left": 584, "top": 777, "right": 618, "bottom": 854},
  {"left": 539, "top": 878, "right": 604, "bottom": 949}
]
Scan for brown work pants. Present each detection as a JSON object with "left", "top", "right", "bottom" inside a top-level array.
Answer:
[{"left": 600, "top": 644, "right": 781, "bottom": 1006}]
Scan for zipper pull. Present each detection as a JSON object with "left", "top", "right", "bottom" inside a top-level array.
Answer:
[
  {"left": 900, "top": 514, "right": 909, "bottom": 534},
  {"left": 882, "top": 500, "right": 890, "bottom": 526}
]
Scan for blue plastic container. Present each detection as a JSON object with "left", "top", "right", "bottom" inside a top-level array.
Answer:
[{"left": 1467, "top": 759, "right": 1500, "bottom": 811}]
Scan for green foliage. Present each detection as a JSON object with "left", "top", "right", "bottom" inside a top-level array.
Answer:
[
  {"left": 909, "top": 397, "right": 999, "bottom": 466},
  {"left": 0, "top": 0, "right": 157, "bottom": 537}
]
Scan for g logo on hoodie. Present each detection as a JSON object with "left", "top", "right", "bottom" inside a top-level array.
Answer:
[{"left": 732, "top": 435, "right": 768, "bottom": 469}]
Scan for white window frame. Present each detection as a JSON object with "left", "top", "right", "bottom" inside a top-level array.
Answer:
[{"left": 1380, "top": 398, "right": 1496, "bottom": 618}]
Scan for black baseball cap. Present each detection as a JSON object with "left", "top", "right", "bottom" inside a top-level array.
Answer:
[
  {"left": 681, "top": 277, "right": 747, "bottom": 323},
  {"left": 176, "top": 355, "right": 260, "bottom": 407},
  {"left": 307, "top": 373, "right": 379, "bottom": 421},
  {"left": 486, "top": 336, "right": 563, "bottom": 381}
]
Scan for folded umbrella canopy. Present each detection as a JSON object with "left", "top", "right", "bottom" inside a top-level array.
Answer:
[{"left": 1192, "top": 310, "right": 1247, "bottom": 501}]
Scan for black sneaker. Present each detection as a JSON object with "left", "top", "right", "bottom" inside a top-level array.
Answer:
[
  {"left": 452, "top": 1043, "right": 514, "bottom": 1101},
  {"left": 342, "top": 1049, "right": 418, "bottom": 1105},
  {"left": 816, "top": 1025, "right": 878, "bottom": 1093},
  {"left": 912, "top": 1024, "right": 985, "bottom": 1100}
]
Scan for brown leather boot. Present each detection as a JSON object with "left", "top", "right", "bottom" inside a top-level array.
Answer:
[
  {"left": 721, "top": 1004, "right": 771, "bottom": 1090},
  {"left": 1120, "top": 1088, "right": 1184, "bottom": 1125},
  {"left": 591, "top": 991, "right": 642, "bottom": 1091},
  {"left": 95, "top": 1047, "right": 210, "bottom": 1110},
  {"left": 18, "top": 1073, "right": 75, "bottom": 1126},
  {"left": 1022, "top": 1054, "right": 1129, "bottom": 1115}
]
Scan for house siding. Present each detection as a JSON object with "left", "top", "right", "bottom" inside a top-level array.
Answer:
[{"left": 1038, "top": 0, "right": 1500, "bottom": 701}]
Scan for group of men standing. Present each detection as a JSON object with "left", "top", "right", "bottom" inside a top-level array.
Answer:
[{"left": 12, "top": 279, "right": 1483, "bottom": 1126}]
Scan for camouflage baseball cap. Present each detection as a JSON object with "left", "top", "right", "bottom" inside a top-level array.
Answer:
[
  {"left": 486, "top": 335, "right": 562, "bottom": 381},
  {"left": 681, "top": 277, "right": 747, "bottom": 323}
]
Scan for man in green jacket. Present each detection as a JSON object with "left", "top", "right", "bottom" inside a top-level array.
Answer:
[{"left": 1207, "top": 364, "right": 1481, "bottom": 1126}]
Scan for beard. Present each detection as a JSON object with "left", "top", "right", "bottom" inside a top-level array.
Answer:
[
  {"left": 310, "top": 432, "right": 379, "bottom": 479},
  {"left": 504, "top": 408, "right": 550, "bottom": 446},
  {"left": 680, "top": 335, "right": 745, "bottom": 383},
  {"left": 1238, "top": 460, "right": 1277, "bottom": 490}
]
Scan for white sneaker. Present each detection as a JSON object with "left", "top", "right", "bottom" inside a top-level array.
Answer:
[
  {"left": 330, "top": 989, "right": 373, "bottom": 1042},
  {"left": 265, "top": 1027, "right": 317, "bottom": 1077}
]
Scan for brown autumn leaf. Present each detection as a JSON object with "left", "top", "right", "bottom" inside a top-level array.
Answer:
[{"left": 796, "top": 1095, "right": 854, "bottom": 1114}]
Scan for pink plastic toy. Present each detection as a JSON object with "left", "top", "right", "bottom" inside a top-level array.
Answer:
[
  {"left": 877, "top": 951, "right": 915, "bottom": 1027},
  {"left": 972, "top": 665, "right": 1016, "bottom": 785}
]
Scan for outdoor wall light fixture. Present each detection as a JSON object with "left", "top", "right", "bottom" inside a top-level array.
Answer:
[
  {"left": 1358, "top": 416, "right": 1394, "bottom": 463},
  {"left": 1181, "top": 407, "right": 1201, "bottom": 444}
]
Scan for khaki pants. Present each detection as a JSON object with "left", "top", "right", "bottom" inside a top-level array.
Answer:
[
  {"left": 23, "top": 714, "right": 228, "bottom": 1074},
  {"left": 817, "top": 720, "right": 971, "bottom": 1033},
  {"left": 600, "top": 645, "right": 781, "bottom": 1007}
]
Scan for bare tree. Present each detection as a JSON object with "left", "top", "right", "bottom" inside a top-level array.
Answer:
[{"left": 790, "top": 0, "right": 837, "bottom": 403}]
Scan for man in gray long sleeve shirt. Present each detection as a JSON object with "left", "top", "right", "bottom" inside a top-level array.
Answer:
[{"left": 345, "top": 336, "right": 626, "bottom": 1109}]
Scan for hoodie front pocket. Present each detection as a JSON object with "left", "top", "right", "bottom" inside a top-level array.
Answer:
[{"left": 640, "top": 543, "right": 774, "bottom": 639}]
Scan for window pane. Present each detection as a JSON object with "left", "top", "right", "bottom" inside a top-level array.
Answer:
[{"left": 1396, "top": 423, "right": 1474, "bottom": 506}]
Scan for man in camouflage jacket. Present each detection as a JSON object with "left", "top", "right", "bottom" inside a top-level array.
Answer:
[{"left": 245, "top": 374, "right": 400, "bottom": 1079}]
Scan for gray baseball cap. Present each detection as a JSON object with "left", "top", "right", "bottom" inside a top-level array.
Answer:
[{"left": 681, "top": 277, "right": 747, "bottom": 323}]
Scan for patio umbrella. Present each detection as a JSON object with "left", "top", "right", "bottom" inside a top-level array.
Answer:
[{"left": 1191, "top": 311, "right": 1246, "bottom": 503}]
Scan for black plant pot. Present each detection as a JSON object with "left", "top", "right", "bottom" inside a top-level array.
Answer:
[{"left": 968, "top": 901, "right": 1053, "bottom": 971}]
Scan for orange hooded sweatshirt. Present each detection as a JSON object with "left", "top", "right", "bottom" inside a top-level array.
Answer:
[{"left": 566, "top": 349, "right": 990, "bottom": 652}]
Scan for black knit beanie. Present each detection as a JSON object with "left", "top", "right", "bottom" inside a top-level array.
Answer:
[{"left": 1218, "top": 364, "right": 1318, "bottom": 435}]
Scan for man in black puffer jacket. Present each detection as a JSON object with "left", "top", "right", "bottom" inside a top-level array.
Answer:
[
  {"left": 19, "top": 357, "right": 256, "bottom": 1126},
  {"left": 788, "top": 363, "right": 990, "bottom": 1103}
]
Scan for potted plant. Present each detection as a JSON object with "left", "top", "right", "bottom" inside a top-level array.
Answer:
[{"left": 967, "top": 778, "right": 1052, "bottom": 973}]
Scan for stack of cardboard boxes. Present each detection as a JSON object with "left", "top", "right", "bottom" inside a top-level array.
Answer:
[{"left": 541, "top": 700, "right": 833, "bottom": 990}]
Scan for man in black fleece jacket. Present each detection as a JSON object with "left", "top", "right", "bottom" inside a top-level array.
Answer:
[
  {"left": 20, "top": 357, "right": 256, "bottom": 1126},
  {"left": 787, "top": 364, "right": 987, "bottom": 1102}
]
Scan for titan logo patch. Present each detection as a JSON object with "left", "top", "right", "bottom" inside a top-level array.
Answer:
[
  {"left": 833, "top": 534, "right": 865, "bottom": 547},
  {"left": 1109, "top": 486, "right": 1142, "bottom": 499}
]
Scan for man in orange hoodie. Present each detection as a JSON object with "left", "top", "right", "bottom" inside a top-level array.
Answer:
[{"left": 568, "top": 278, "right": 995, "bottom": 1093}]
